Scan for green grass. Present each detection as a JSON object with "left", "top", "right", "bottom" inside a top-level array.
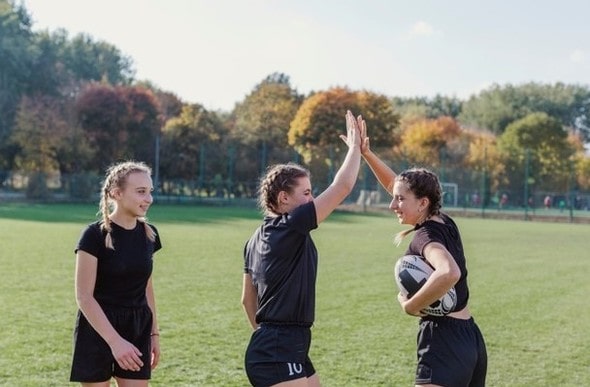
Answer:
[{"left": 0, "top": 203, "right": 589, "bottom": 386}]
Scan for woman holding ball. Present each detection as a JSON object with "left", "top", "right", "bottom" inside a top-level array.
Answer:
[{"left": 360, "top": 122, "right": 487, "bottom": 387}]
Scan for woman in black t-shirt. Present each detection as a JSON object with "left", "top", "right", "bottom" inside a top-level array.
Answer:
[
  {"left": 241, "top": 110, "right": 363, "bottom": 387},
  {"left": 361, "top": 125, "right": 487, "bottom": 387},
  {"left": 70, "top": 161, "right": 162, "bottom": 385}
]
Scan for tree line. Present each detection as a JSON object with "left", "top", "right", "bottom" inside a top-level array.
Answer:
[{"left": 1, "top": 0, "right": 589, "bottom": 202}]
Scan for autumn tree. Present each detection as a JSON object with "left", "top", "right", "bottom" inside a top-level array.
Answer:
[
  {"left": 397, "top": 116, "right": 461, "bottom": 167},
  {"left": 75, "top": 84, "right": 161, "bottom": 170},
  {"left": 289, "top": 88, "right": 399, "bottom": 187},
  {"left": 120, "top": 86, "right": 162, "bottom": 165}
]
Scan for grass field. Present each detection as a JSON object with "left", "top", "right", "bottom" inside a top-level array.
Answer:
[{"left": 0, "top": 202, "right": 588, "bottom": 386}]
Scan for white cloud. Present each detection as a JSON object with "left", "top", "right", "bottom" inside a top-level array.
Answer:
[
  {"left": 409, "top": 21, "right": 436, "bottom": 37},
  {"left": 570, "top": 49, "right": 586, "bottom": 63}
]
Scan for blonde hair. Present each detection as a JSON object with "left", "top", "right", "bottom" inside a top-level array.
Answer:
[
  {"left": 257, "top": 163, "right": 310, "bottom": 216},
  {"left": 98, "top": 161, "right": 156, "bottom": 249},
  {"left": 393, "top": 168, "right": 442, "bottom": 246}
]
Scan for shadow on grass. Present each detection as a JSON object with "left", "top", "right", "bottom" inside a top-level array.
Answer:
[
  {"left": 0, "top": 202, "right": 383, "bottom": 224},
  {"left": 0, "top": 202, "right": 260, "bottom": 224}
]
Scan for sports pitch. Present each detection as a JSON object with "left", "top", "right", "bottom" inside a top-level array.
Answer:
[{"left": 0, "top": 203, "right": 588, "bottom": 386}]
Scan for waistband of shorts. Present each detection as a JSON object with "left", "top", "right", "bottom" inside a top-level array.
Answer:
[
  {"left": 259, "top": 321, "right": 313, "bottom": 328},
  {"left": 420, "top": 316, "right": 474, "bottom": 326}
]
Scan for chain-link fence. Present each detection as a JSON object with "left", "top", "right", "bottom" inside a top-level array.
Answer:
[{"left": 1, "top": 163, "right": 589, "bottom": 223}]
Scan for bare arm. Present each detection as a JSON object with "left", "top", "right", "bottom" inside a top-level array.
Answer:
[
  {"left": 146, "top": 275, "right": 160, "bottom": 369},
  {"left": 313, "top": 110, "right": 362, "bottom": 224},
  {"left": 241, "top": 273, "right": 258, "bottom": 330},
  {"left": 360, "top": 121, "right": 397, "bottom": 195},
  {"left": 398, "top": 242, "right": 461, "bottom": 316},
  {"left": 75, "top": 250, "right": 144, "bottom": 371}
]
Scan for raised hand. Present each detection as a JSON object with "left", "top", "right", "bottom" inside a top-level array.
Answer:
[
  {"left": 340, "top": 110, "right": 363, "bottom": 149},
  {"left": 359, "top": 114, "right": 370, "bottom": 155}
]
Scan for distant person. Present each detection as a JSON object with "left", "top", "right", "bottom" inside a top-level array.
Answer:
[
  {"left": 544, "top": 195, "right": 552, "bottom": 210},
  {"left": 499, "top": 193, "right": 508, "bottom": 210},
  {"left": 360, "top": 123, "right": 487, "bottom": 387},
  {"left": 70, "top": 161, "right": 162, "bottom": 386},
  {"left": 471, "top": 192, "right": 480, "bottom": 207},
  {"left": 241, "top": 110, "right": 362, "bottom": 386}
]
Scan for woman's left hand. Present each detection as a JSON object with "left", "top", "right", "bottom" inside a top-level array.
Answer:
[{"left": 150, "top": 335, "right": 161, "bottom": 369}]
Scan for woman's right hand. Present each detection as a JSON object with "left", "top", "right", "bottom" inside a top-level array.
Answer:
[
  {"left": 339, "top": 110, "right": 363, "bottom": 149},
  {"left": 110, "top": 337, "right": 144, "bottom": 372}
]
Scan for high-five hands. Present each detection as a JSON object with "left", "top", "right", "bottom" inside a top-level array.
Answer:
[{"left": 340, "top": 110, "right": 364, "bottom": 149}]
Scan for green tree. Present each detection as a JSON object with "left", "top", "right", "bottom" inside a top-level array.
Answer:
[
  {"left": 63, "top": 33, "right": 134, "bottom": 85},
  {"left": 233, "top": 72, "right": 303, "bottom": 173},
  {"left": 392, "top": 94, "right": 462, "bottom": 120},
  {"left": 11, "top": 95, "right": 62, "bottom": 173},
  {"left": 0, "top": 0, "right": 34, "bottom": 168},
  {"left": 498, "top": 112, "right": 574, "bottom": 194},
  {"left": 160, "top": 104, "right": 226, "bottom": 183},
  {"left": 460, "top": 83, "right": 590, "bottom": 140}
]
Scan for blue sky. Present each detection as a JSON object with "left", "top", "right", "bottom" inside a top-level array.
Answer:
[{"left": 22, "top": 0, "right": 590, "bottom": 112}]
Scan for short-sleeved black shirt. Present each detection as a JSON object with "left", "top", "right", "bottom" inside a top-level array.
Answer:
[
  {"left": 244, "top": 201, "right": 318, "bottom": 325},
  {"left": 406, "top": 213, "right": 469, "bottom": 312},
  {"left": 75, "top": 221, "right": 162, "bottom": 308}
]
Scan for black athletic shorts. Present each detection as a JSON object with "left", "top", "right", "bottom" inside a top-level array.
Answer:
[
  {"left": 70, "top": 305, "right": 153, "bottom": 382},
  {"left": 415, "top": 316, "right": 487, "bottom": 387},
  {"left": 245, "top": 323, "right": 316, "bottom": 386}
]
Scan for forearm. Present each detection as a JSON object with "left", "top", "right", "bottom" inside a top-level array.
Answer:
[
  {"left": 332, "top": 145, "right": 362, "bottom": 194},
  {"left": 242, "top": 302, "right": 258, "bottom": 330},
  {"left": 146, "top": 278, "right": 159, "bottom": 334},
  {"left": 362, "top": 149, "right": 396, "bottom": 194},
  {"left": 241, "top": 274, "right": 259, "bottom": 330},
  {"left": 77, "top": 296, "right": 121, "bottom": 345}
]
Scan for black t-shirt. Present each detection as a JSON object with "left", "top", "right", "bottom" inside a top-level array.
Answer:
[
  {"left": 406, "top": 213, "right": 469, "bottom": 312},
  {"left": 244, "top": 201, "right": 319, "bottom": 325},
  {"left": 75, "top": 221, "right": 162, "bottom": 308}
]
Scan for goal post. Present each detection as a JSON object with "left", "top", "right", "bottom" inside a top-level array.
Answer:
[{"left": 441, "top": 182, "right": 458, "bottom": 207}]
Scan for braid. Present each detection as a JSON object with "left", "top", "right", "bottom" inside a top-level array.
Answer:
[
  {"left": 97, "top": 161, "right": 153, "bottom": 249},
  {"left": 392, "top": 167, "right": 443, "bottom": 246},
  {"left": 258, "top": 163, "right": 310, "bottom": 216}
]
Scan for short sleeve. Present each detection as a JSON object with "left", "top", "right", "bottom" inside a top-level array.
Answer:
[{"left": 75, "top": 223, "right": 103, "bottom": 258}]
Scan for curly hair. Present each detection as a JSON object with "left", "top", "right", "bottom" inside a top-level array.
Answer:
[
  {"left": 257, "top": 163, "right": 310, "bottom": 216},
  {"left": 394, "top": 167, "right": 442, "bottom": 245}
]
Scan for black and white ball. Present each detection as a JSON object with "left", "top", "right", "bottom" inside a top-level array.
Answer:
[{"left": 394, "top": 254, "right": 457, "bottom": 316}]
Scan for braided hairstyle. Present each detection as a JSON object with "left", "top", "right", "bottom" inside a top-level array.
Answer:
[
  {"left": 257, "top": 163, "right": 310, "bottom": 216},
  {"left": 394, "top": 167, "right": 442, "bottom": 246},
  {"left": 98, "top": 161, "right": 156, "bottom": 249}
]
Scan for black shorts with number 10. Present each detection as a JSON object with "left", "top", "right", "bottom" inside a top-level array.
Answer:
[{"left": 245, "top": 323, "right": 316, "bottom": 386}]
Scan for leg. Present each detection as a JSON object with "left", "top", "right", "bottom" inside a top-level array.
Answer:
[
  {"left": 272, "top": 374, "right": 320, "bottom": 387},
  {"left": 115, "top": 377, "right": 149, "bottom": 387}
]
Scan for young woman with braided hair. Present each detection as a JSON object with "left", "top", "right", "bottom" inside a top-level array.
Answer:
[
  {"left": 361, "top": 124, "right": 487, "bottom": 387},
  {"left": 241, "top": 110, "right": 363, "bottom": 386},
  {"left": 70, "top": 161, "right": 162, "bottom": 386}
]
